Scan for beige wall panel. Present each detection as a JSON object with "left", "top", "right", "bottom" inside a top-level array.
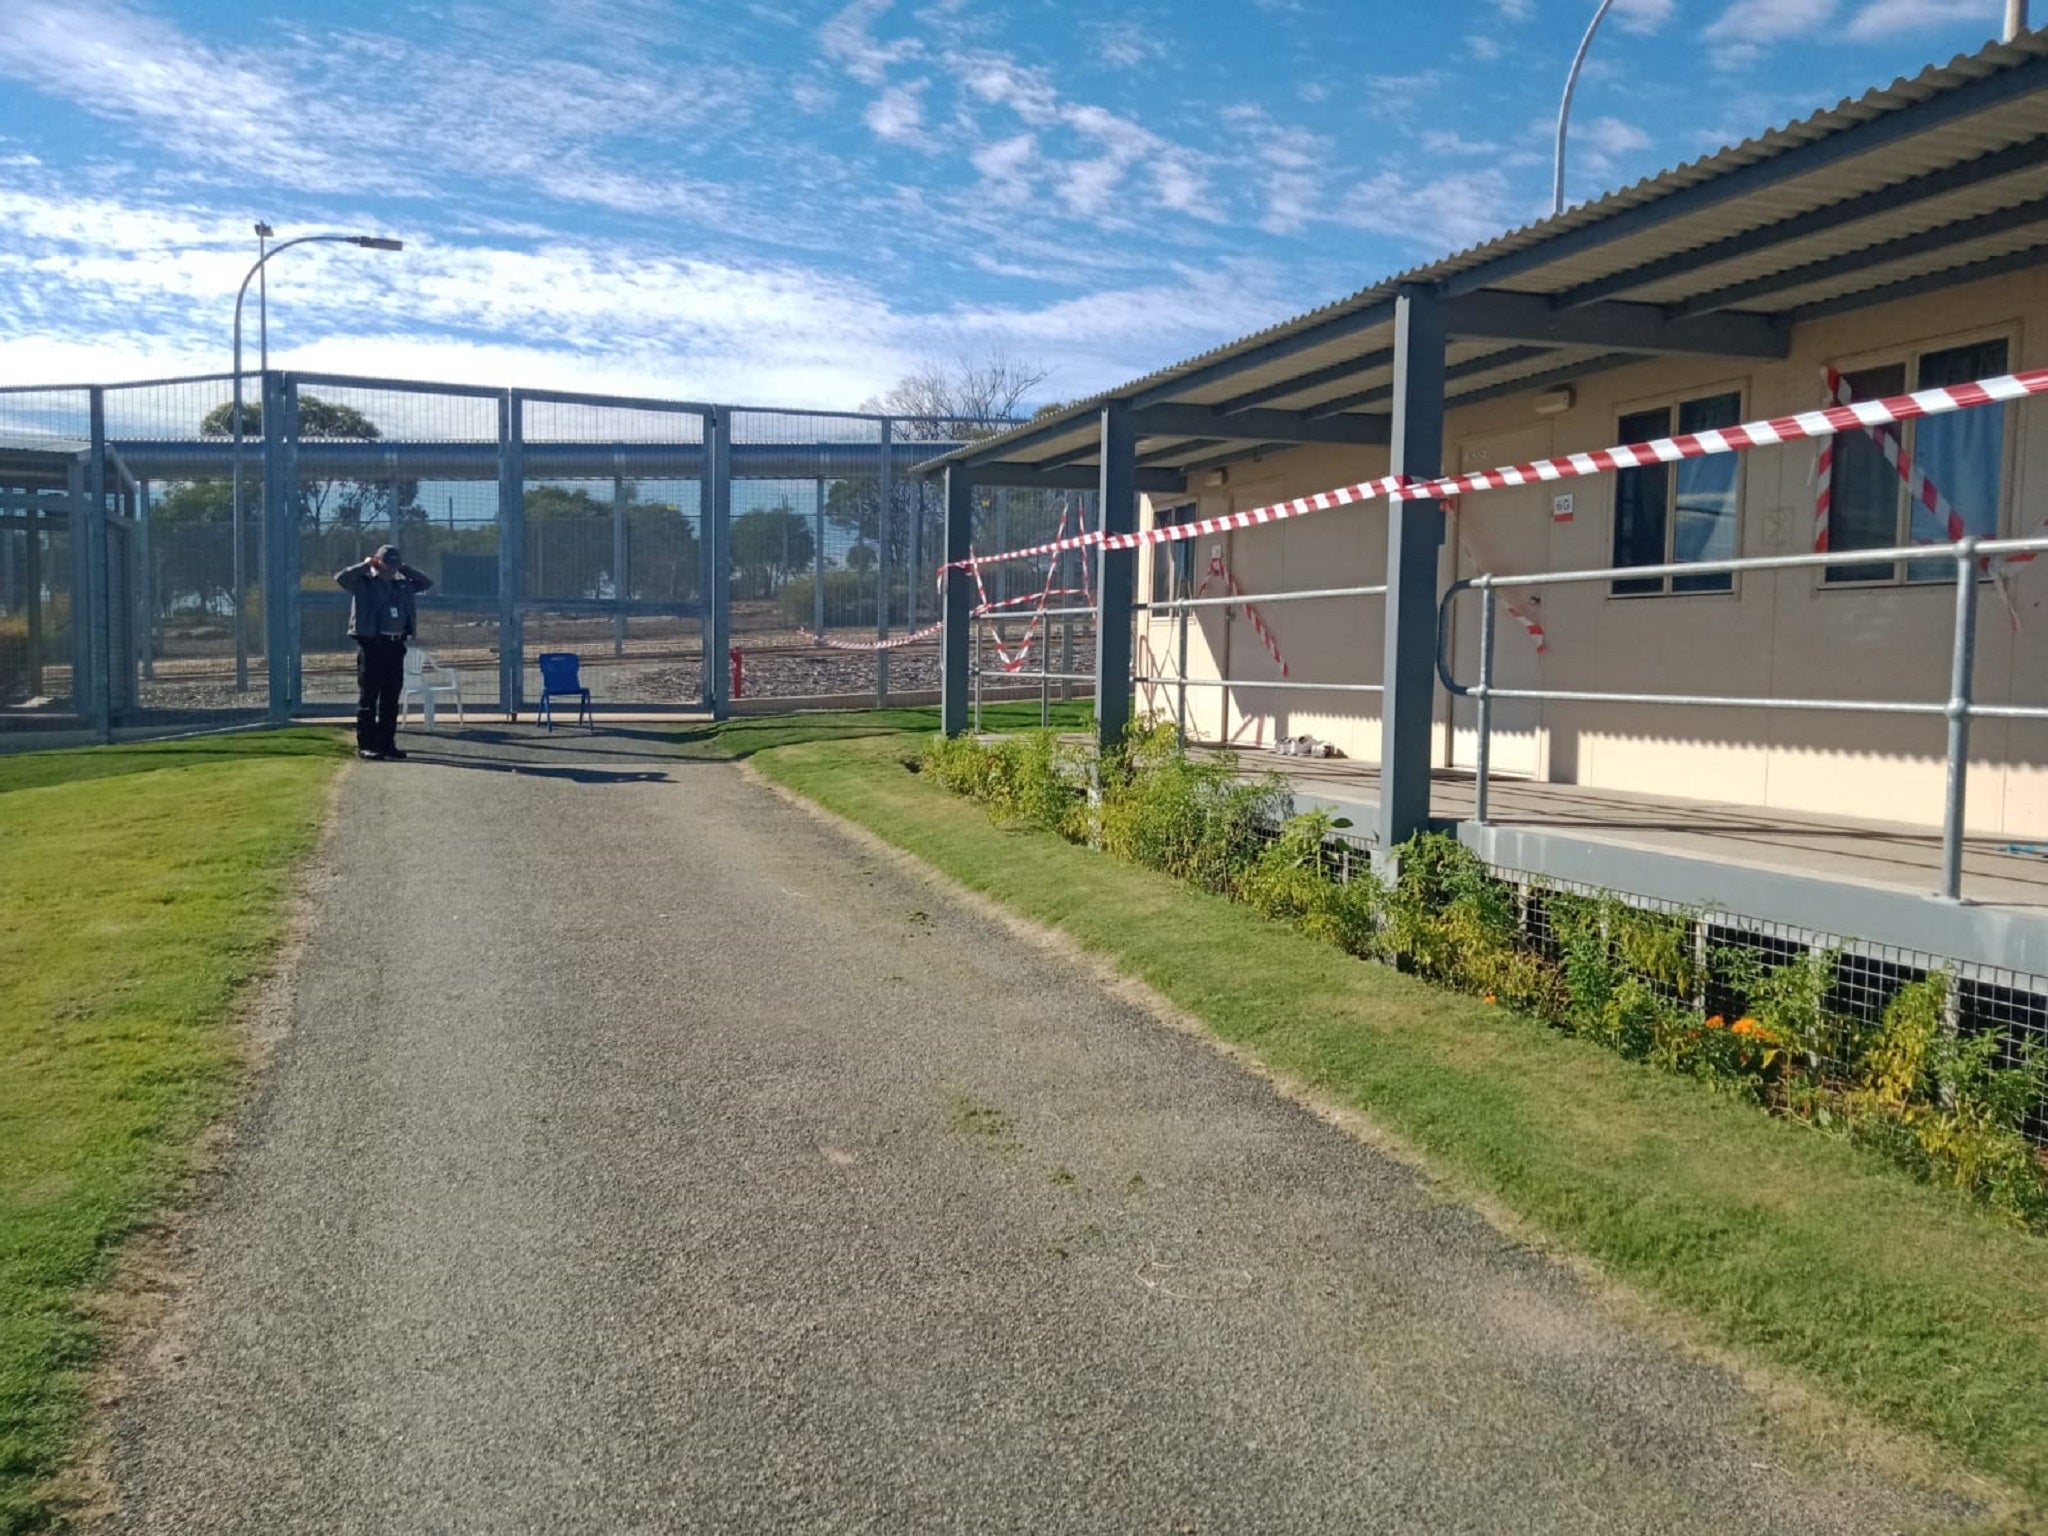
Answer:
[{"left": 1133, "top": 269, "right": 2045, "bottom": 828}]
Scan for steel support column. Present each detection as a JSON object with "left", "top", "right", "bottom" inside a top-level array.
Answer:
[
  {"left": 612, "top": 471, "right": 627, "bottom": 656},
  {"left": 497, "top": 393, "right": 525, "bottom": 715},
  {"left": 263, "top": 372, "right": 301, "bottom": 723},
  {"left": 137, "top": 479, "right": 155, "bottom": 681},
  {"left": 940, "top": 465, "right": 975, "bottom": 737},
  {"left": 1093, "top": 402, "right": 1138, "bottom": 751},
  {"left": 85, "top": 389, "right": 111, "bottom": 737},
  {"left": 703, "top": 407, "right": 732, "bottom": 718},
  {"left": 813, "top": 475, "right": 827, "bottom": 638},
  {"left": 1379, "top": 286, "right": 1448, "bottom": 853},
  {"left": 877, "top": 418, "right": 892, "bottom": 707}
]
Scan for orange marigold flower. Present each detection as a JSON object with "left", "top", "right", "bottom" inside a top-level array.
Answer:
[
  {"left": 1703, "top": 1015, "right": 1726, "bottom": 1030},
  {"left": 1483, "top": 993, "right": 1497, "bottom": 1005},
  {"left": 1731, "top": 1017, "right": 1766, "bottom": 1038}
]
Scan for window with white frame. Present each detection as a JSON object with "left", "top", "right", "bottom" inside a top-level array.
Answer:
[
  {"left": 1825, "top": 337, "right": 2010, "bottom": 585},
  {"left": 1149, "top": 504, "right": 1195, "bottom": 606},
  {"left": 1609, "top": 389, "right": 1742, "bottom": 595}
]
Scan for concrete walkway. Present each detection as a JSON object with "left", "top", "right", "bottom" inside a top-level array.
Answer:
[{"left": 102, "top": 726, "right": 1969, "bottom": 1534}]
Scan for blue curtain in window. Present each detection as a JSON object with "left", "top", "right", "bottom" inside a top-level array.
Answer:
[
  {"left": 1672, "top": 393, "right": 1739, "bottom": 592},
  {"left": 1910, "top": 340, "right": 2006, "bottom": 579}
]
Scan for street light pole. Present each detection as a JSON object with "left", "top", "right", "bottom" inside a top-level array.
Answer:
[
  {"left": 255, "top": 222, "right": 273, "bottom": 376},
  {"left": 229, "top": 231, "right": 404, "bottom": 691},
  {"left": 1553, "top": 0, "right": 1617, "bottom": 217}
]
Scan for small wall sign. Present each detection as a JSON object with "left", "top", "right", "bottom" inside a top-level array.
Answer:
[{"left": 1552, "top": 493, "right": 1575, "bottom": 523}]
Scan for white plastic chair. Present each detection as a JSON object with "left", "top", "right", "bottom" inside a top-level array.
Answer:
[{"left": 400, "top": 646, "right": 465, "bottom": 731}]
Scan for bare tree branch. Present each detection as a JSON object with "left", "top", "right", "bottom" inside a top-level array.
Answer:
[{"left": 861, "top": 348, "right": 1051, "bottom": 440}]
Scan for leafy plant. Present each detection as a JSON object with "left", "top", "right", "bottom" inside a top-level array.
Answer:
[{"left": 923, "top": 726, "right": 2048, "bottom": 1228}]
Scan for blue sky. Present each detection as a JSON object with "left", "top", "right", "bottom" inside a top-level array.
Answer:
[{"left": 0, "top": 0, "right": 2017, "bottom": 409}]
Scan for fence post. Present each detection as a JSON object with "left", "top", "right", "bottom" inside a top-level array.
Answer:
[
  {"left": 136, "top": 479, "right": 155, "bottom": 682},
  {"left": 1475, "top": 580, "right": 1497, "bottom": 827},
  {"left": 813, "top": 475, "right": 827, "bottom": 640},
  {"left": 612, "top": 471, "right": 627, "bottom": 657},
  {"left": 85, "top": 387, "right": 111, "bottom": 739},
  {"left": 908, "top": 475, "right": 923, "bottom": 633},
  {"left": 702, "top": 406, "right": 732, "bottom": 718},
  {"left": 262, "top": 372, "right": 300, "bottom": 724},
  {"left": 876, "top": 417, "right": 891, "bottom": 708},
  {"left": 497, "top": 392, "right": 524, "bottom": 717},
  {"left": 1939, "top": 539, "right": 1980, "bottom": 901},
  {"left": 941, "top": 463, "right": 975, "bottom": 736}
]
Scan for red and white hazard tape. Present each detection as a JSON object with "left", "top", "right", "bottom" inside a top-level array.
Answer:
[
  {"left": 943, "top": 366, "right": 2048, "bottom": 573},
  {"left": 798, "top": 621, "right": 944, "bottom": 652},
  {"left": 1817, "top": 366, "right": 1973, "bottom": 553},
  {"left": 1446, "top": 502, "right": 1547, "bottom": 655},
  {"left": 1195, "top": 554, "right": 1289, "bottom": 676},
  {"left": 1813, "top": 367, "right": 2028, "bottom": 627}
]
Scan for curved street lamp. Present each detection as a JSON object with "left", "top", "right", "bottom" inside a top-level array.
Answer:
[
  {"left": 1553, "top": 0, "right": 1617, "bottom": 217},
  {"left": 229, "top": 232, "right": 404, "bottom": 691}
]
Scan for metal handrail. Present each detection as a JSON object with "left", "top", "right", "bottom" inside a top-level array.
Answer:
[
  {"left": 1136, "top": 581, "right": 1388, "bottom": 614},
  {"left": 1133, "top": 675, "right": 1385, "bottom": 695},
  {"left": 1435, "top": 533, "right": 2048, "bottom": 902}
]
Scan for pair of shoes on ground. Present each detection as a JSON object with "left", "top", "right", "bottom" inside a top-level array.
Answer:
[{"left": 356, "top": 746, "right": 409, "bottom": 761}]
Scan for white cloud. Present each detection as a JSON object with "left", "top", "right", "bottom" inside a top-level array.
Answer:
[
  {"left": 818, "top": 0, "right": 922, "bottom": 86},
  {"left": 953, "top": 50, "right": 1061, "bottom": 124},
  {"left": 0, "top": 0, "right": 350, "bottom": 189},
  {"left": 1089, "top": 21, "right": 1164, "bottom": 69},
  {"left": 1584, "top": 116, "right": 1653, "bottom": 155},
  {"left": 972, "top": 133, "right": 1037, "bottom": 180},
  {"left": 864, "top": 81, "right": 932, "bottom": 146},
  {"left": 1495, "top": 0, "right": 1534, "bottom": 19},
  {"left": 1467, "top": 33, "right": 1505, "bottom": 60},
  {"left": 1844, "top": 0, "right": 2000, "bottom": 38},
  {"left": 1702, "top": 0, "right": 1837, "bottom": 66},
  {"left": 0, "top": 183, "right": 1299, "bottom": 408},
  {"left": 1614, "top": 0, "right": 1677, "bottom": 33}
]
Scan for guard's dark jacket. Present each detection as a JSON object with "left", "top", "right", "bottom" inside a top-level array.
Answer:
[{"left": 335, "top": 560, "right": 434, "bottom": 639}]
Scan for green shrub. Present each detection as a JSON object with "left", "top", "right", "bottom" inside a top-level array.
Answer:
[
  {"left": 1239, "top": 812, "right": 1384, "bottom": 957},
  {"left": 1098, "top": 723, "right": 1288, "bottom": 894},
  {"left": 921, "top": 726, "right": 2048, "bottom": 1227}
]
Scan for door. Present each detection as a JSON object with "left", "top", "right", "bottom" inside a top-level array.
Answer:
[{"left": 1447, "top": 431, "right": 1547, "bottom": 779}]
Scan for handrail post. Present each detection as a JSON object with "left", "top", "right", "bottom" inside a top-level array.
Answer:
[
  {"left": 1475, "top": 579, "right": 1497, "bottom": 826},
  {"left": 1176, "top": 564, "right": 1191, "bottom": 751},
  {"left": 1939, "top": 539, "right": 1980, "bottom": 902}
]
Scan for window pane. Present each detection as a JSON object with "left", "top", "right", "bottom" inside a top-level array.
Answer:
[
  {"left": 1150, "top": 505, "right": 1192, "bottom": 603},
  {"left": 1672, "top": 392, "right": 1739, "bottom": 593},
  {"left": 1611, "top": 407, "right": 1669, "bottom": 594},
  {"left": 1908, "top": 339, "right": 2007, "bottom": 581},
  {"left": 1825, "top": 363, "right": 1906, "bottom": 584}
]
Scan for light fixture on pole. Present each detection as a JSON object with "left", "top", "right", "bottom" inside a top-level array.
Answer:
[
  {"left": 1552, "top": 0, "right": 1617, "bottom": 218},
  {"left": 229, "top": 231, "right": 404, "bottom": 692}
]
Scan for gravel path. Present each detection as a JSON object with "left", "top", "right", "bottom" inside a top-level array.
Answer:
[{"left": 101, "top": 726, "right": 1969, "bottom": 1534}]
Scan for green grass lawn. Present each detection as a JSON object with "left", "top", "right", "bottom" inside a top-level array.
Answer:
[
  {"left": 0, "top": 729, "right": 346, "bottom": 1533},
  {"left": 704, "top": 711, "right": 2048, "bottom": 1518}
]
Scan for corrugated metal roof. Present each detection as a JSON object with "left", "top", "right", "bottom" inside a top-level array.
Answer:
[{"left": 929, "top": 31, "right": 2048, "bottom": 475}]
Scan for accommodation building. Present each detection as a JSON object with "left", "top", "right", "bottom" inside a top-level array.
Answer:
[{"left": 923, "top": 30, "right": 2048, "bottom": 978}]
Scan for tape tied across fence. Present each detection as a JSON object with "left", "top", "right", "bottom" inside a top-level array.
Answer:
[{"left": 941, "top": 366, "right": 2048, "bottom": 575}]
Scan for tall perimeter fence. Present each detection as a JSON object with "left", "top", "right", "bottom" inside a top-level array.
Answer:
[{"left": 0, "top": 370, "right": 1087, "bottom": 735}]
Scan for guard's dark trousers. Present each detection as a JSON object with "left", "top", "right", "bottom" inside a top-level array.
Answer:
[{"left": 355, "top": 636, "right": 406, "bottom": 754}]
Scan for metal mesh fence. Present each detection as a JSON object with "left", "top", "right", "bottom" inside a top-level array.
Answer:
[
  {"left": 0, "top": 370, "right": 1010, "bottom": 731},
  {"left": 1, "top": 385, "right": 104, "bottom": 726},
  {"left": 103, "top": 376, "right": 270, "bottom": 718},
  {"left": 295, "top": 382, "right": 503, "bottom": 711},
  {"left": 1249, "top": 812, "right": 2048, "bottom": 1142}
]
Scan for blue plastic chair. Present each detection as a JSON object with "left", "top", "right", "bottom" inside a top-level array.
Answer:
[{"left": 536, "top": 652, "right": 593, "bottom": 732}]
